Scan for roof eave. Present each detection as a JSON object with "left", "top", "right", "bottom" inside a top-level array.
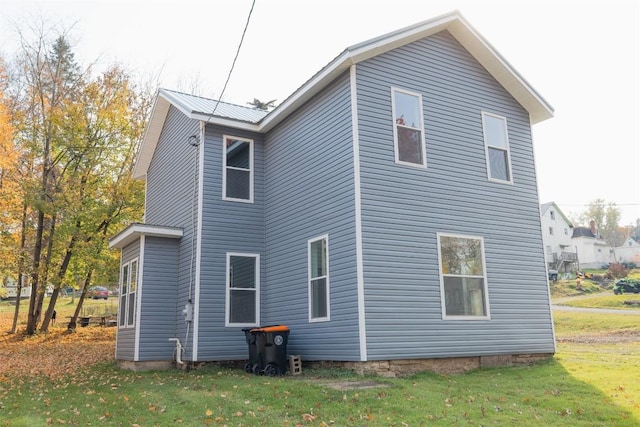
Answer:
[
  {"left": 133, "top": 94, "right": 171, "bottom": 180},
  {"left": 261, "top": 11, "right": 553, "bottom": 132},
  {"left": 446, "top": 18, "right": 554, "bottom": 124},
  {"left": 108, "top": 223, "right": 183, "bottom": 249}
]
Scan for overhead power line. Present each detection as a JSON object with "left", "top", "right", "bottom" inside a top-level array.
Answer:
[{"left": 207, "top": 0, "right": 256, "bottom": 121}]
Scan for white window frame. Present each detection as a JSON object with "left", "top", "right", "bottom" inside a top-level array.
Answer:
[
  {"left": 308, "top": 234, "right": 330, "bottom": 322},
  {"left": 222, "top": 135, "right": 254, "bottom": 203},
  {"left": 391, "top": 87, "right": 427, "bottom": 168},
  {"left": 436, "top": 233, "right": 490, "bottom": 320},
  {"left": 225, "top": 252, "right": 260, "bottom": 327},
  {"left": 118, "top": 258, "right": 138, "bottom": 328},
  {"left": 481, "top": 111, "right": 513, "bottom": 184}
]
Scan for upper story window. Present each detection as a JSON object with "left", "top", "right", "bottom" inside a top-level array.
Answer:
[
  {"left": 549, "top": 227, "right": 554, "bottom": 235},
  {"left": 391, "top": 88, "right": 426, "bottom": 167},
  {"left": 437, "top": 234, "right": 489, "bottom": 319},
  {"left": 308, "top": 235, "right": 330, "bottom": 322},
  {"left": 223, "top": 135, "right": 254, "bottom": 203},
  {"left": 550, "top": 211, "right": 556, "bottom": 220},
  {"left": 481, "top": 112, "right": 512, "bottom": 183}
]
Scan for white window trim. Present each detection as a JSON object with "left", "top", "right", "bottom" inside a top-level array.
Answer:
[
  {"left": 436, "top": 233, "right": 491, "bottom": 320},
  {"left": 118, "top": 257, "right": 139, "bottom": 329},
  {"left": 222, "top": 135, "right": 254, "bottom": 203},
  {"left": 391, "top": 87, "right": 427, "bottom": 169},
  {"left": 481, "top": 111, "right": 513, "bottom": 184},
  {"left": 308, "top": 234, "right": 330, "bottom": 322},
  {"left": 225, "top": 252, "right": 260, "bottom": 327}
]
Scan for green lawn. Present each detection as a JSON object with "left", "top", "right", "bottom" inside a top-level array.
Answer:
[
  {"left": 1, "top": 300, "right": 639, "bottom": 426},
  {"left": 555, "top": 293, "right": 640, "bottom": 311}
]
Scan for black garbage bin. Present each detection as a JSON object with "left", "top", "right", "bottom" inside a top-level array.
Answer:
[{"left": 242, "top": 325, "right": 289, "bottom": 376}]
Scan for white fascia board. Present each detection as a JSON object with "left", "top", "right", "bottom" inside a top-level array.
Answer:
[
  {"left": 133, "top": 95, "right": 171, "bottom": 180},
  {"left": 447, "top": 18, "right": 554, "bottom": 123},
  {"left": 191, "top": 113, "right": 260, "bottom": 132},
  {"left": 109, "top": 223, "right": 183, "bottom": 249}
]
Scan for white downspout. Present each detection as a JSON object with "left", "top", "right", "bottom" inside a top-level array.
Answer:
[{"left": 168, "top": 338, "right": 184, "bottom": 365}]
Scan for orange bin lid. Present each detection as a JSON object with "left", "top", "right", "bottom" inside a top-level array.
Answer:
[{"left": 250, "top": 325, "right": 289, "bottom": 333}]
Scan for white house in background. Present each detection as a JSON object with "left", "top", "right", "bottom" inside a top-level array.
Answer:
[
  {"left": 614, "top": 237, "right": 640, "bottom": 265},
  {"left": 572, "top": 220, "right": 615, "bottom": 269},
  {"left": 540, "top": 202, "right": 577, "bottom": 272}
]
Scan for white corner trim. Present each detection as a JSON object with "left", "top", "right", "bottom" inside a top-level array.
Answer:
[
  {"left": 134, "top": 237, "right": 144, "bottom": 361},
  {"left": 192, "top": 121, "right": 205, "bottom": 361},
  {"left": 350, "top": 65, "right": 367, "bottom": 361}
]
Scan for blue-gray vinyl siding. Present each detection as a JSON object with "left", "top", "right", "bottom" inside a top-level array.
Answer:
[
  {"left": 144, "top": 106, "right": 199, "bottom": 360},
  {"left": 196, "top": 125, "right": 265, "bottom": 360},
  {"left": 116, "top": 240, "right": 140, "bottom": 360},
  {"left": 355, "top": 30, "right": 554, "bottom": 360},
  {"left": 137, "top": 236, "right": 180, "bottom": 361},
  {"left": 264, "top": 72, "right": 361, "bottom": 361}
]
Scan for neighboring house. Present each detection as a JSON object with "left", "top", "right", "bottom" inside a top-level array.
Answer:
[
  {"left": 1, "top": 276, "right": 32, "bottom": 300},
  {"left": 109, "top": 12, "right": 556, "bottom": 375},
  {"left": 572, "top": 221, "right": 615, "bottom": 269},
  {"left": 540, "top": 202, "right": 577, "bottom": 272},
  {"left": 614, "top": 237, "right": 640, "bottom": 265}
]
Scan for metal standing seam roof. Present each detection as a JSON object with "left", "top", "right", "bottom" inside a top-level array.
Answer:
[{"left": 159, "top": 89, "right": 269, "bottom": 124}]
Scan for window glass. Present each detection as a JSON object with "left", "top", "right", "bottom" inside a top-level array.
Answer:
[
  {"left": 394, "top": 91, "right": 421, "bottom": 129},
  {"left": 309, "top": 236, "right": 329, "bottom": 321},
  {"left": 483, "top": 114, "right": 508, "bottom": 148},
  {"left": 128, "top": 260, "right": 138, "bottom": 326},
  {"left": 227, "top": 254, "right": 258, "bottom": 325},
  {"left": 392, "top": 89, "right": 425, "bottom": 166},
  {"left": 438, "top": 234, "right": 489, "bottom": 318},
  {"left": 482, "top": 113, "right": 511, "bottom": 182},
  {"left": 119, "top": 264, "right": 129, "bottom": 327},
  {"left": 224, "top": 137, "right": 253, "bottom": 202}
]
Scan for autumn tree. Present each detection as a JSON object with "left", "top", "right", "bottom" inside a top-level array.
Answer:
[
  {"left": 6, "top": 22, "right": 148, "bottom": 334},
  {"left": 0, "top": 56, "right": 21, "bottom": 283},
  {"left": 40, "top": 65, "right": 148, "bottom": 332},
  {"left": 578, "top": 199, "right": 627, "bottom": 247}
]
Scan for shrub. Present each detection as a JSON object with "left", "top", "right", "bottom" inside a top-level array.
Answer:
[{"left": 605, "top": 263, "right": 629, "bottom": 279}]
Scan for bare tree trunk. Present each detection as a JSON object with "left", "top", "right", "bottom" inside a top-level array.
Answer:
[
  {"left": 10, "top": 202, "right": 29, "bottom": 334},
  {"left": 67, "top": 269, "right": 92, "bottom": 332},
  {"left": 41, "top": 221, "right": 79, "bottom": 332},
  {"left": 26, "top": 208, "right": 45, "bottom": 335}
]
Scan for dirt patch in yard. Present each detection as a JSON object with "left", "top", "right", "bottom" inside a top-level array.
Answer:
[
  {"left": 319, "top": 380, "right": 392, "bottom": 390},
  {"left": 556, "top": 330, "right": 640, "bottom": 344}
]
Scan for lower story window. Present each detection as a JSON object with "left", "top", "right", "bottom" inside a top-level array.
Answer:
[
  {"left": 226, "top": 253, "right": 259, "bottom": 326},
  {"left": 308, "top": 235, "right": 329, "bottom": 322},
  {"left": 119, "top": 259, "right": 138, "bottom": 328},
  {"left": 437, "top": 234, "right": 489, "bottom": 319}
]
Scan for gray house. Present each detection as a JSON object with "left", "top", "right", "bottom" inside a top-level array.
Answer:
[{"left": 109, "top": 12, "right": 556, "bottom": 375}]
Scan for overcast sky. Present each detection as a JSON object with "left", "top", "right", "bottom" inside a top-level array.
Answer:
[{"left": 1, "top": 0, "right": 639, "bottom": 225}]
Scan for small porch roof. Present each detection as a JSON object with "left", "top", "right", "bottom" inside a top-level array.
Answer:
[{"left": 108, "top": 223, "right": 183, "bottom": 249}]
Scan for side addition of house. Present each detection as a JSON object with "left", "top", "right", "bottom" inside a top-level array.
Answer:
[{"left": 109, "top": 11, "right": 557, "bottom": 375}]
